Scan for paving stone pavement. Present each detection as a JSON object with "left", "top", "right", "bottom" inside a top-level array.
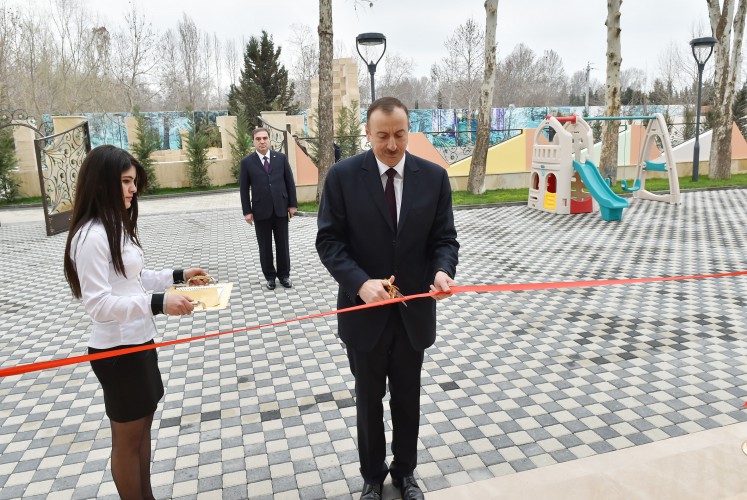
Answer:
[{"left": 1, "top": 189, "right": 746, "bottom": 499}]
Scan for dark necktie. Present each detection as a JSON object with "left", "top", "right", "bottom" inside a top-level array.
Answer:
[
  {"left": 385, "top": 168, "right": 397, "bottom": 229},
  {"left": 263, "top": 156, "right": 270, "bottom": 173}
]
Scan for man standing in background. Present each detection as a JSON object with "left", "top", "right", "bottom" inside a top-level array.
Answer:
[{"left": 240, "top": 128, "right": 298, "bottom": 290}]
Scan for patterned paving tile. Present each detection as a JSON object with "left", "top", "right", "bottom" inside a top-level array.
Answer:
[{"left": 0, "top": 189, "right": 746, "bottom": 498}]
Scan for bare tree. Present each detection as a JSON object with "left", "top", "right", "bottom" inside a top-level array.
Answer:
[
  {"left": 0, "top": 4, "right": 21, "bottom": 106},
  {"left": 47, "top": 0, "right": 109, "bottom": 113},
  {"left": 657, "top": 41, "right": 698, "bottom": 100},
  {"left": 433, "top": 18, "right": 484, "bottom": 113},
  {"left": 534, "top": 50, "right": 568, "bottom": 106},
  {"left": 202, "top": 34, "right": 212, "bottom": 110},
  {"left": 213, "top": 34, "right": 223, "bottom": 108},
  {"left": 621, "top": 67, "right": 646, "bottom": 92},
  {"left": 707, "top": 0, "right": 747, "bottom": 179},
  {"left": 225, "top": 38, "right": 239, "bottom": 90},
  {"left": 468, "top": 0, "right": 498, "bottom": 195},
  {"left": 376, "top": 52, "right": 415, "bottom": 98},
  {"left": 17, "top": 10, "right": 55, "bottom": 116},
  {"left": 177, "top": 13, "right": 203, "bottom": 110},
  {"left": 493, "top": 43, "right": 537, "bottom": 106},
  {"left": 158, "top": 29, "right": 186, "bottom": 109},
  {"left": 620, "top": 66, "right": 647, "bottom": 105},
  {"left": 288, "top": 23, "right": 319, "bottom": 110},
  {"left": 600, "top": 0, "right": 622, "bottom": 183},
  {"left": 111, "top": 3, "right": 158, "bottom": 111},
  {"left": 317, "top": 0, "right": 334, "bottom": 202}
]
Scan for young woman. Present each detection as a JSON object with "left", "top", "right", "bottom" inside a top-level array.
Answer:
[{"left": 63, "top": 144, "right": 207, "bottom": 499}]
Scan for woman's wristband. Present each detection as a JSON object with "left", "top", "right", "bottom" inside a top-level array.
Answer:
[
  {"left": 151, "top": 292, "right": 166, "bottom": 315},
  {"left": 173, "top": 269, "right": 185, "bottom": 283}
]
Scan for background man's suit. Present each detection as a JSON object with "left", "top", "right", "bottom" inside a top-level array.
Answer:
[
  {"left": 239, "top": 150, "right": 298, "bottom": 283},
  {"left": 316, "top": 149, "right": 459, "bottom": 483}
]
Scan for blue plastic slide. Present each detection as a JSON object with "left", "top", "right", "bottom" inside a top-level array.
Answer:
[{"left": 572, "top": 160, "right": 629, "bottom": 221}]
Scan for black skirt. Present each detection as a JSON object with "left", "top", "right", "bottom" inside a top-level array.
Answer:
[{"left": 88, "top": 339, "right": 164, "bottom": 423}]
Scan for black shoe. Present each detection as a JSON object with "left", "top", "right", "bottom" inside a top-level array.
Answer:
[
  {"left": 279, "top": 277, "right": 292, "bottom": 288},
  {"left": 265, "top": 279, "right": 276, "bottom": 290},
  {"left": 360, "top": 481, "right": 382, "bottom": 500},
  {"left": 392, "top": 475, "right": 424, "bottom": 500}
]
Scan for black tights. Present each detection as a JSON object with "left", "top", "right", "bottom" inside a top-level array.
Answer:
[{"left": 110, "top": 413, "right": 156, "bottom": 500}]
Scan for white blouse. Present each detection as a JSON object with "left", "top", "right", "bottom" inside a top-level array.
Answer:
[{"left": 71, "top": 221, "right": 174, "bottom": 349}]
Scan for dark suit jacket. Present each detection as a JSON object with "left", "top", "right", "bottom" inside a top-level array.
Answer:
[
  {"left": 239, "top": 151, "right": 298, "bottom": 220},
  {"left": 316, "top": 150, "right": 459, "bottom": 352}
]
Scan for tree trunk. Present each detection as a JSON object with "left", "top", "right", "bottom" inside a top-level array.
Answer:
[
  {"left": 468, "top": 0, "right": 498, "bottom": 195},
  {"left": 707, "top": 0, "right": 747, "bottom": 179},
  {"left": 316, "top": 0, "right": 334, "bottom": 203},
  {"left": 600, "top": 0, "right": 622, "bottom": 183}
]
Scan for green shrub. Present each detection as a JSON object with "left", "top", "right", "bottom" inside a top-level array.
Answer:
[
  {"left": 186, "top": 118, "right": 212, "bottom": 188},
  {"left": 336, "top": 100, "right": 362, "bottom": 160},
  {"left": 228, "top": 114, "right": 254, "bottom": 182},
  {"left": 131, "top": 110, "right": 161, "bottom": 192},
  {"left": 0, "top": 129, "right": 20, "bottom": 202}
]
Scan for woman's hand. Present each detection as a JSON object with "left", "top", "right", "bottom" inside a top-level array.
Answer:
[
  {"left": 184, "top": 268, "right": 209, "bottom": 285},
  {"left": 165, "top": 293, "right": 194, "bottom": 315}
]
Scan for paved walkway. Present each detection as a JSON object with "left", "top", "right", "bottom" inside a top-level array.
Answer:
[{"left": 1, "top": 190, "right": 746, "bottom": 499}]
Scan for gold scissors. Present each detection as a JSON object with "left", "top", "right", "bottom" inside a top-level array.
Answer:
[{"left": 384, "top": 278, "right": 407, "bottom": 307}]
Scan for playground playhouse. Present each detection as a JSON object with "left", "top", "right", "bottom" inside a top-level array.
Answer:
[{"left": 527, "top": 113, "right": 680, "bottom": 221}]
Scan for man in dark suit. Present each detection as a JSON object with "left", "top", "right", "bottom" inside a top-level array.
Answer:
[
  {"left": 240, "top": 127, "right": 298, "bottom": 290},
  {"left": 316, "top": 97, "right": 459, "bottom": 500}
]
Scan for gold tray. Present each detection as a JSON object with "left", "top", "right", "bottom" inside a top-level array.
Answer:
[{"left": 167, "top": 282, "right": 233, "bottom": 311}]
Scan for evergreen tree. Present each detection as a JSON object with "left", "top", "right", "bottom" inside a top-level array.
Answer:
[
  {"left": 733, "top": 82, "right": 747, "bottom": 140},
  {"left": 131, "top": 109, "right": 162, "bottom": 193},
  {"left": 228, "top": 114, "right": 254, "bottom": 182},
  {"left": 185, "top": 114, "right": 212, "bottom": 188},
  {"left": 227, "top": 31, "right": 298, "bottom": 126},
  {"left": 335, "top": 101, "right": 362, "bottom": 161},
  {"left": 0, "top": 129, "right": 20, "bottom": 202}
]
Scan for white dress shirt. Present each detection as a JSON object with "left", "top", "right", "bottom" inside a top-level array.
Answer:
[
  {"left": 71, "top": 221, "right": 174, "bottom": 349},
  {"left": 375, "top": 155, "right": 405, "bottom": 222},
  {"left": 256, "top": 150, "right": 270, "bottom": 164}
]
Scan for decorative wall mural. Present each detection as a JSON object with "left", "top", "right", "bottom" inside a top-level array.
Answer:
[{"left": 42, "top": 111, "right": 228, "bottom": 150}]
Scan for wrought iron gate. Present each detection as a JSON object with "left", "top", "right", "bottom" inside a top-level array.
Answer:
[{"left": 33, "top": 121, "right": 91, "bottom": 236}]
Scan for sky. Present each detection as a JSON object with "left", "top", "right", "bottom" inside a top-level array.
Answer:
[{"left": 23, "top": 0, "right": 715, "bottom": 82}]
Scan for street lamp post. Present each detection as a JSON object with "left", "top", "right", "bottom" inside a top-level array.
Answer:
[
  {"left": 689, "top": 36, "right": 717, "bottom": 182},
  {"left": 356, "top": 33, "right": 386, "bottom": 102}
]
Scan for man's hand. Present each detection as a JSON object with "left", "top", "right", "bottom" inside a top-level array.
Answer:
[
  {"left": 430, "top": 271, "right": 456, "bottom": 300},
  {"left": 165, "top": 293, "right": 194, "bottom": 315},
  {"left": 245, "top": 213, "right": 254, "bottom": 225},
  {"left": 358, "top": 275, "right": 396, "bottom": 304},
  {"left": 288, "top": 207, "right": 298, "bottom": 218}
]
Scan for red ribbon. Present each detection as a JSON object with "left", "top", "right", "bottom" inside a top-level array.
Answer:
[{"left": 1, "top": 270, "right": 745, "bottom": 379}]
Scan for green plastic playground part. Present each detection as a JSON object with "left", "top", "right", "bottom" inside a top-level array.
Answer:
[
  {"left": 644, "top": 160, "right": 667, "bottom": 172},
  {"left": 621, "top": 178, "right": 642, "bottom": 192}
]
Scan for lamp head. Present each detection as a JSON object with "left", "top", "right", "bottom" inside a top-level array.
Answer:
[
  {"left": 690, "top": 36, "right": 717, "bottom": 66},
  {"left": 356, "top": 32, "right": 387, "bottom": 68},
  {"left": 356, "top": 32, "right": 386, "bottom": 46}
]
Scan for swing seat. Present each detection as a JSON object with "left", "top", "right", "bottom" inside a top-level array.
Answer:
[
  {"left": 644, "top": 160, "right": 667, "bottom": 172},
  {"left": 621, "top": 178, "right": 642, "bottom": 192}
]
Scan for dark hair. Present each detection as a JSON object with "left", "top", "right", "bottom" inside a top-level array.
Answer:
[
  {"left": 252, "top": 127, "right": 270, "bottom": 138},
  {"left": 366, "top": 96, "right": 410, "bottom": 123},
  {"left": 63, "top": 145, "right": 147, "bottom": 299}
]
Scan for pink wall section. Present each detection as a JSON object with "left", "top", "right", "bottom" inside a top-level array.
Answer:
[
  {"left": 295, "top": 143, "right": 318, "bottom": 186},
  {"left": 731, "top": 123, "right": 747, "bottom": 158},
  {"left": 407, "top": 133, "right": 449, "bottom": 169}
]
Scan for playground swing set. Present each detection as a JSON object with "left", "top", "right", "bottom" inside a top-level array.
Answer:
[{"left": 527, "top": 113, "right": 680, "bottom": 222}]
